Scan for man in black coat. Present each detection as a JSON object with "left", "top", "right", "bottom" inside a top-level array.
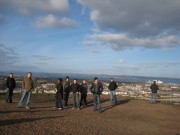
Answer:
[
  {"left": 80, "top": 80, "right": 88, "bottom": 108},
  {"left": 6, "top": 73, "right": 16, "bottom": 103},
  {"left": 55, "top": 78, "right": 64, "bottom": 110},
  {"left": 90, "top": 77, "right": 103, "bottom": 113},
  {"left": 63, "top": 76, "right": 71, "bottom": 107},
  {"left": 70, "top": 79, "right": 80, "bottom": 110},
  {"left": 150, "top": 81, "right": 159, "bottom": 104},
  {"left": 108, "top": 78, "right": 118, "bottom": 105}
]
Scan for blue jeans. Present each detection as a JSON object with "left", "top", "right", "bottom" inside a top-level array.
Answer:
[
  {"left": 18, "top": 91, "right": 31, "bottom": 107},
  {"left": 72, "top": 93, "right": 80, "bottom": 108},
  {"left": 151, "top": 93, "right": 157, "bottom": 103},
  {"left": 93, "top": 94, "right": 102, "bottom": 112},
  {"left": 110, "top": 91, "right": 117, "bottom": 105}
]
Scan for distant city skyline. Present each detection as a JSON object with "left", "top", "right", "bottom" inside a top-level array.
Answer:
[{"left": 0, "top": 0, "right": 180, "bottom": 78}]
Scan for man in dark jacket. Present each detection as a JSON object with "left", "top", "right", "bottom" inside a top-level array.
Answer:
[
  {"left": 150, "top": 81, "right": 159, "bottom": 104},
  {"left": 6, "top": 73, "right": 16, "bottom": 103},
  {"left": 90, "top": 77, "right": 103, "bottom": 113},
  {"left": 55, "top": 78, "right": 63, "bottom": 110},
  {"left": 108, "top": 78, "right": 118, "bottom": 105},
  {"left": 70, "top": 79, "right": 80, "bottom": 110},
  {"left": 63, "top": 76, "right": 71, "bottom": 107},
  {"left": 80, "top": 80, "right": 88, "bottom": 108}
]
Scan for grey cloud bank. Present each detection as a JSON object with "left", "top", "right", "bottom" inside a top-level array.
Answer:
[
  {"left": 78, "top": 0, "right": 180, "bottom": 50},
  {"left": 78, "top": 0, "right": 180, "bottom": 36}
]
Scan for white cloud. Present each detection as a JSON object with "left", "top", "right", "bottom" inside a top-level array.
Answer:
[
  {"left": 0, "top": 0, "right": 70, "bottom": 16},
  {"left": 116, "top": 61, "right": 180, "bottom": 71},
  {"left": 32, "top": 55, "right": 53, "bottom": 60},
  {"left": 140, "top": 61, "right": 180, "bottom": 68},
  {"left": 114, "top": 61, "right": 180, "bottom": 78},
  {"left": 35, "top": 14, "right": 77, "bottom": 28},
  {"left": 82, "top": 41, "right": 94, "bottom": 46},
  {"left": 82, "top": 41, "right": 100, "bottom": 53},
  {"left": 77, "top": 0, "right": 180, "bottom": 37},
  {"left": 84, "top": 33, "right": 180, "bottom": 50},
  {"left": 0, "top": 0, "right": 76, "bottom": 29},
  {"left": 91, "top": 49, "right": 99, "bottom": 53},
  {"left": 117, "top": 59, "right": 124, "bottom": 64},
  {"left": 78, "top": 0, "right": 180, "bottom": 51}
]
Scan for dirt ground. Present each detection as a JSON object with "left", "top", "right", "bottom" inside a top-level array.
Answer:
[{"left": 0, "top": 94, "right": 180, "bottom": 135}]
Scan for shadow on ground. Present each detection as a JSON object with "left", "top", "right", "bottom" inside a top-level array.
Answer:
[
  {"left": 0, "top": 116, "right": 64, "bottom": 126},
  {"left": 102, "top": 99, "right": 131, "bottom": 112},
  {"left": 0, "top": 108, "right": 59, "bottom": 114}
]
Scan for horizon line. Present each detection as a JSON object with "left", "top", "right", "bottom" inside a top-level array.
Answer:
[{"left": 0, "top": 70, "right": 180, "bottom": 80}]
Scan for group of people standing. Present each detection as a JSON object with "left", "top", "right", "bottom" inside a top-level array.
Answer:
[
  {"left": 5, "top": 72, "right": 159, "bottom": 113},
  {"left": 55, "top": 76, "right": 118, "bottom": 113},
  {"left": 5, "top": 72, "right": 119, "bottom": 113},
  {"left": 5, "top": 72, "right": 34, "bottom": 109},
  {"left": 54, "top": 76, "right": 89, "bottom": 111}
]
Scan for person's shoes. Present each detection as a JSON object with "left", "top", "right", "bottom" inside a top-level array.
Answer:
[
  {"left": 26, "top": 107, "right": 30, "bottom": 109},
  {"left": 82, "top": 105, "right": 87, "bottom": 108},
  {"left": 59, "top": 108, "right": 63, "bottom": 110},
  {"left": 77, "top": 108, "right": 80, "bottom": 110},
  {"left": 98, "top": 110, "right": 102, "bottom": 113},
  {"left": 72, "top": 107, "right": 75, "bottom": 109}
]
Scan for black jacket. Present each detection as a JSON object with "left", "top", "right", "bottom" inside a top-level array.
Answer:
[
  {"left": 6, "top": 77, "right": 16, "bottom": 89},
  {"left": 108, "top": 81, "right": 118, "bottom": 91},
  {"left": 80, "top": 83, "right": 88, "bottom": 95},
  {"left": 63, "top": 81, "right": 71, "bottom": 93},
  {"left": 90, "top": 82, "right": 103, "bottom": 95},
  {"left": 150, "top": 84, "right": 159, "bottom": 93},
  {"left": 70, "top": 83, "right": 80, "bottom": 93},
  {"left": 56, "top": 83, "right": 63, "bottom": 94}
]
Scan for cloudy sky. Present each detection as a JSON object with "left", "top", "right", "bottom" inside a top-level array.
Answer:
[{"left": 0, "top": 0, "right": 180, "bottom": 78}]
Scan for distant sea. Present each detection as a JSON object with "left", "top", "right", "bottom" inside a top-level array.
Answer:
[{"left": 0, "top": 71, "right": 180, "bottom": 84}]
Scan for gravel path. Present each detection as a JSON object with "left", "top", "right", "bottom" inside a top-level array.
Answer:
[{"left": 0, "top": 94, "right": 180, "bottom": 135}]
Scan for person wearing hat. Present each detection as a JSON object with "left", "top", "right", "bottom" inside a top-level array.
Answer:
[
  {"left": 90, "top": 77, "right": 103, "bottom": 113},
  {"left": 63, "top": 76, "right": 71, "bottom": 107},
  {"left": 55, "top": 78, "right": 64, "bottom": 110}
]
